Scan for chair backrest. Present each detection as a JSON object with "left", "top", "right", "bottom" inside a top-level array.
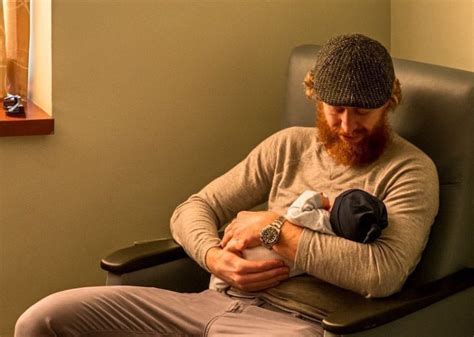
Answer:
[{"left": 284, "top": 44, "right": 474, "bottom": 285}]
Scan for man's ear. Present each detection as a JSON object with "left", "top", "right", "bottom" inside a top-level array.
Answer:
[{"left": 303, "top": 70, "right": 316, "bottom": 101}]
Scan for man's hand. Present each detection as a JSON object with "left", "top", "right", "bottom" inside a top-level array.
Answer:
[
  {"left": 220, "top": 211, "right": 279, "bottom": 252},
  {"left": 206, "top": 247, "right": 289, "bottom": 292}
]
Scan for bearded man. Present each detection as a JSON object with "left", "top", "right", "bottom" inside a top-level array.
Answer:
[{"left": 15, "top": 34, "right": 439, "bottom": 337}]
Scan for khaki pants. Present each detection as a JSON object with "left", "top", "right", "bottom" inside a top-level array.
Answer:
[{"left": 15, "top": 286, "right": 323, "bottom": 337}]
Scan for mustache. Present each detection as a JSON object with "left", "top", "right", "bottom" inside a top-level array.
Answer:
[{"left": 333, "top": 128, "right": 368, "bottom": 138}]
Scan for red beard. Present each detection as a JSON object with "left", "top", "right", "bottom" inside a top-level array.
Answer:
[{"left": 317, "top": 109, "right": 391, "bottom": 167}]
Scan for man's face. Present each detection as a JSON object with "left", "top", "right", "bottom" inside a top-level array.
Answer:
[{"left": 317, "top": 101, "right": 391, "bottom": 167}]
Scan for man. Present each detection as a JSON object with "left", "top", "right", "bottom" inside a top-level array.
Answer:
[{"left": 15, "top": 34, "right": 438, "bottom": 337}]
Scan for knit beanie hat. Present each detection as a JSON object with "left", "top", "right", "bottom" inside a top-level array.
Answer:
[
  {"left": 312, "top": 34, "right": 395, "bottom": 109},
  {"left": 330, "top": 189, "right": 388, "bottom": 243}
]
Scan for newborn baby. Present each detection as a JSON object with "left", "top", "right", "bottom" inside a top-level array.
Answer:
[{"left": 209, "top": 189, "right": 388, "bottom": 291}]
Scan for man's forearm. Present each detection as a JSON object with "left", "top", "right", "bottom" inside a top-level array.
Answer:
[
  {"left": 272, "top": 221, "right": 304, "bottom": 262},
  {"left": 170, "top": 195, "right": 222, "bottom": 271}
]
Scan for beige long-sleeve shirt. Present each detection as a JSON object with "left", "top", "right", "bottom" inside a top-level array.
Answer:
[{"left": 170, "top": 127, "right": 439, "bottom": 304}]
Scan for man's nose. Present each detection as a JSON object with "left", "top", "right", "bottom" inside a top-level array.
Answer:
[{"left": 340, "top": 109, "right": 357, "bottom": 134}]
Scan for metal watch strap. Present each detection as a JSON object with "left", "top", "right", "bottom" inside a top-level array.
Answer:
[
  {"left": 271, "top": 215, "right": 287, "bottom": 230},
  {"left": 260, "top": 215, "right": 287, "bottom": 249}
]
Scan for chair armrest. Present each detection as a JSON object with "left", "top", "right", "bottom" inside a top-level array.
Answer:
[
  {"left": 322, "top": 268, "right": 474, "bottom": 334},
  {"left": 101, "top": 238, "right": 187, "bottom": 274}
]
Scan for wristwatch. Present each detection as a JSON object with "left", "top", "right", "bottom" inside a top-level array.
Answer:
[{"left": 260, "top": 215, "right": 287, "bottom": 249}]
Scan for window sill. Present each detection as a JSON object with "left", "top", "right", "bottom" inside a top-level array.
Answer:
[{"left": 0, "top": 100, "right": 54, "bottom": 137}]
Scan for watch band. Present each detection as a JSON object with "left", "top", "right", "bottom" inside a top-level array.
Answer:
[
  {"left": 271, "top": 215, "right": 287, "bottom": 230},
  {"left": 260, "top": 215, "right": 287, "bottom": 249}
]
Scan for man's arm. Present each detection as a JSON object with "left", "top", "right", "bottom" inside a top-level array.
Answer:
[
  {"left": 170, "top": 130, "right": 292, "bottom": 292},
  {"left": 293, "top": 154, "right": 439, "bottom": 298},
  {"left": 218, "top": 210, "right": 303, "bottom": 273},
  {"left": 219, "top": 210, "right": 303, "bottom": 262},
  {"left": 272, "top": 221, "right": 304, "bottom": 261}
]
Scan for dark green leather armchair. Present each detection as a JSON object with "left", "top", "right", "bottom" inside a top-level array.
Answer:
[{"left": 101, "top": 45, "right": 474, "bottom": 337}]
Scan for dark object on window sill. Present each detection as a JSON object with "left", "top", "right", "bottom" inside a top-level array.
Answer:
[{"left": 3, "top": 94, "right": 25, "bottom": 115}]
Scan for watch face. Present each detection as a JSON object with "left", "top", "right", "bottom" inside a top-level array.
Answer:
[{"left": 261, "top": 226, "right": 279, "bottom": 246}]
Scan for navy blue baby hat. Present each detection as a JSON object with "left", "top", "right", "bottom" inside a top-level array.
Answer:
[{"left": 330, "top": 189, "right": 388, "bottom": 243}]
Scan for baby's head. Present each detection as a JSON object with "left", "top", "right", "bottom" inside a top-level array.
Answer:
[{"left": 330, "top": 189, "right": 388, "bottom": 243}]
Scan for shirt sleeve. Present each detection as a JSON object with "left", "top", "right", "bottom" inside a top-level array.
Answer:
[
  {"left": 170, "top": 131, "right": 280, "bottom": 271},
  {"left": 294, "top": 152, "right": 440, "bottom": 298}
]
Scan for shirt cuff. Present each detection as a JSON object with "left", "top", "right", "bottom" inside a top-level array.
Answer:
[{"left": 198, "top": 240, "right": 221, "bottom": 273}]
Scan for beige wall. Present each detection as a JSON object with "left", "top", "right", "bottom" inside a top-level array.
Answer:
[
  {"left": 391, "top": 0, "right": 474, "bottom": 71},
  {"left": 0, "top": 1, "right": 390, "bottom": 336}
]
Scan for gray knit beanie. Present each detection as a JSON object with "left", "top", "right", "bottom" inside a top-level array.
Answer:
[{"left": 313, "top": 34, "right": 395, "bottom": 109}]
